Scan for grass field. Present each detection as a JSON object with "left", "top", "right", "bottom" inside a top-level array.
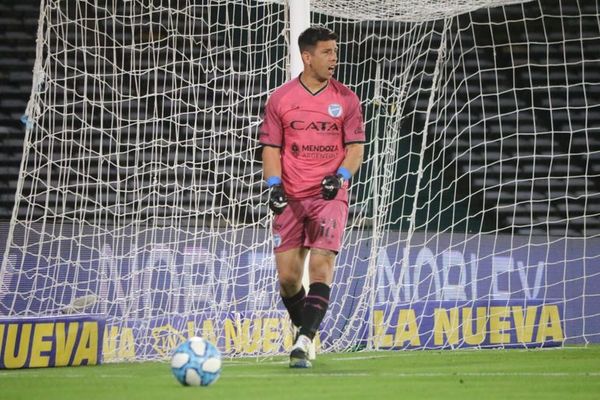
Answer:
[{"left": 1, "top": 346, "right": 599, "bottom": 400}]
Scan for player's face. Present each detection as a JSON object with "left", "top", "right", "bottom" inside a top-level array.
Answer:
[{"left": 305, "top": 40, "right": 338, "bottom": 82}]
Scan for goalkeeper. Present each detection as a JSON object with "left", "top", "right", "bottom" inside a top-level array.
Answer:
[{"left": 259, "top": 26, "right": 365, "bottom": 368}]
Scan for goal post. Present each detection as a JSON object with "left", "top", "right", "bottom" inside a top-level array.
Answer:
[{"left": 1, "top": 0, "right": 600, "bottom": 362}]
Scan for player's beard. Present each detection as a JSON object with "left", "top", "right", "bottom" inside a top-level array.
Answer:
[
  {"left": 326, "top": 66, "right": 335, "bottom": 79},
  {"left": 305, "top": 62, "right": 334, "bottom": 84},
  {"left": 318, "top": 65, "right": 335, "bottom": 82}
]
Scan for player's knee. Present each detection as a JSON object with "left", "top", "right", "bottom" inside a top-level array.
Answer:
[
  {"left": 308, "top": 270, "right": 331, "bottom": 284},
  {"left": 308, "top": 248, "right": 336, "bottom": 284},
  {"left": 310, "top": 248, "right": 337, "bottom": 267},
  {"left": 278, "top": 272, "right": 303, "bottom": 294}
]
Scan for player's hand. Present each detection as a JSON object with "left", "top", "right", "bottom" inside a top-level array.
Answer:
[
  {"left": 269, "top": 184, "right": 288, "bottom": 214},
  {"left": 321, "top": 174, "right": 343, "bottom": 200}
]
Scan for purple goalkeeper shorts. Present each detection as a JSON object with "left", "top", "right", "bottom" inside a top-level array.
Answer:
[{"left": 272, "top": 195, "right": 349, "bottom": 253}]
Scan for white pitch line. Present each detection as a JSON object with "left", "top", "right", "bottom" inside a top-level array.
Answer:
[
  {"left": 1, "top": 371, "right": 598, "bottom": 380},
  {"left": 228, "top": 372, "right": 372, "bottom": 378},
  {"left": 225, "top": 346, "right": 595, "bottom": 364},
  {"left": 224, "top": 371, "right": 600, "bottom": 379},
  {"left": 330, "top": 354, "right": 391, "bottom": 361},
  {"left": 225, "top": 354, "right": 392, "bottom": 365},
  {"left": 214, "top": 346, "right": 596, "bottom": 365}
]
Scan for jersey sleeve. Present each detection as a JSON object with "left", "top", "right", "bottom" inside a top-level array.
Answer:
[
  {"left": 343, "top": 93, "right": 366, "bottom": 144},
  {"left": 258, "top": 97, "right": 283, "bottom": 147}
]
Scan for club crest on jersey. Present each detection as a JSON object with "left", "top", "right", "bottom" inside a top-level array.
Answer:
[
  {"left": 328, "top": 103, "right": 342, "bottom": 117},
  {"left": 273, "top": 233, "right": 282, "bottom": 248}
]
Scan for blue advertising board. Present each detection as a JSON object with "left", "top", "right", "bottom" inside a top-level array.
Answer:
[
  {"left": 0, "top": 314, "right": 105, "bottom": 368},
  {"left": 0, "top": 222, "right": 598, "bottom": 361}
]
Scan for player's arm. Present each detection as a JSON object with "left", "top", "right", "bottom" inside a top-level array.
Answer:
[
  {"left": 262, "top": 145, "right": 287, "bottom": 214},
  {"left": 259, "top": 94, "right": 288, "bottom": 214},
  {"left": 322, "top": 90, "right": 366, "bottom": 201},
  {"left": 339, "top": 143, "right": 364, "bottom": 176},
  {"left": 321, "top": 143, "right": 364, "bottom": 200},
  {"left": 262, "top": 145, "right": 282, "bottom": 180}
]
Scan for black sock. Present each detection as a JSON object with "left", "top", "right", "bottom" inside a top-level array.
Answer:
[
  {"left": 299, "top": 282, "right": 330, "bottom": 340},
  {"left": 281, "top": 287, "right": 306, "bottom": 328}
]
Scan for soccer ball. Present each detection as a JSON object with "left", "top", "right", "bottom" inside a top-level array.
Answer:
[{"left": 170, "top": 336, "right": 222, "bottom": 387}]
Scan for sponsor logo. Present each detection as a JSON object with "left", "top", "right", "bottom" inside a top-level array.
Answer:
[
  {"left": 328, "top": 103, "right": 343, "bottom": 117},
  {"left": 0, "top": 317, "right": 104, "bottom": 369},
  {"left": 372, "top": 302, "right": 563, "bottom": 349},
  {"left": 291, "top": 143, "right": 300, "bottom": 157},
  {"left": 301, "top": 144, "right": 339, "bottom": 152},
  {"left": 290, "top": 120, "right": 340, "bottom": 133},
  {"left": 289, "top": 143, "right": 340, "bottom": 159}
]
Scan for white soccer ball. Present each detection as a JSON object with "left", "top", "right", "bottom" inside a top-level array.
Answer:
[{"left": 170, "top": 336, "right": 222, "bottom": 387}]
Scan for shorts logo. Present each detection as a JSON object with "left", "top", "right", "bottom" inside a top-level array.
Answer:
[
  {"left": 273, "top": 233, "right": 282, "bottom": 248},
  {"left": 328, "top": 103, "right": 342, "bottom": 117}
]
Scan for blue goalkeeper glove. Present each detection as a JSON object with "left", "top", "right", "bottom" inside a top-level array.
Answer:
[
  {"left": 321, "top": 167, "right": 352, "bottom": 200},
  {"left": 267, "top": 177, "right": 287, "bottom": 214},
  {"left": 321, "top": 174, "right": 344, "bottom": 200},
  {"left": 269, "top": 184, "right": 287, "bottom": 214}
]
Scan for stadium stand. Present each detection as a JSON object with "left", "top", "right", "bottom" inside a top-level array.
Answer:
[{"left": 0, "top": 0, "right": 598, "bottom": 237}]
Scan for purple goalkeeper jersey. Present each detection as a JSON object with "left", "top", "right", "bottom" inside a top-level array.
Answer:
[{"left": 259, "top": 75, "right": 366, "bottom": 199}]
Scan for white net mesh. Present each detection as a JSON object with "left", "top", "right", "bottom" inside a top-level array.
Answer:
[
  {"left": 311, "top": 0, "right": 533, "bottom": 22},
  {"left": 1, "top": 0, "right": 599, "bottom": 360}
]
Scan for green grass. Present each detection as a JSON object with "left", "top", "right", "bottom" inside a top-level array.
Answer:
[{"left": 1, "top": 346, "right": 599, "bottom": 400}]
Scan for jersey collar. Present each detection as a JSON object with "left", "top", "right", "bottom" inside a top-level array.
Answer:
[{"left": 298, "top": 73, "right": 329, "bottom": 96}]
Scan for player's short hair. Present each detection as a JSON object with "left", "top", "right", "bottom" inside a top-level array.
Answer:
[{"left": 298, "top": 26, "right": 338, "bottom": 53}]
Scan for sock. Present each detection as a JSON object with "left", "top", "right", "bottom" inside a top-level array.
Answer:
[
  {"left": 281, "top": 287, "right": 306, "bottom": 328},
  {"left": 299, "top": 282, "right": 331, "bottom": 341}
]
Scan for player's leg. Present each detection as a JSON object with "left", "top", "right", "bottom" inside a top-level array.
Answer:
[
  {"left": 301, "top": 196, "right": 347, "bottom": 339},
  {"left": 276, "top": 247, "right": 312, "bottom": 368},
  {"left": 299, "top": 248, "right": 335, "bottom": 338},
  {"left": 276, "top": 247, "right": 309, "bottom": 328},
  {"left": 289, "top": 249, "right": 335, "bottom": 368},
  {"left": 272, "top": 199, "right": 308, "bottom": 330},
  {"left": 289, "top": 197, "right": 348, "bottom": 368}
]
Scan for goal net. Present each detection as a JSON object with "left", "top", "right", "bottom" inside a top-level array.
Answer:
[{"left": 1, "top": 0, "right": 599, "bottom": 361}]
